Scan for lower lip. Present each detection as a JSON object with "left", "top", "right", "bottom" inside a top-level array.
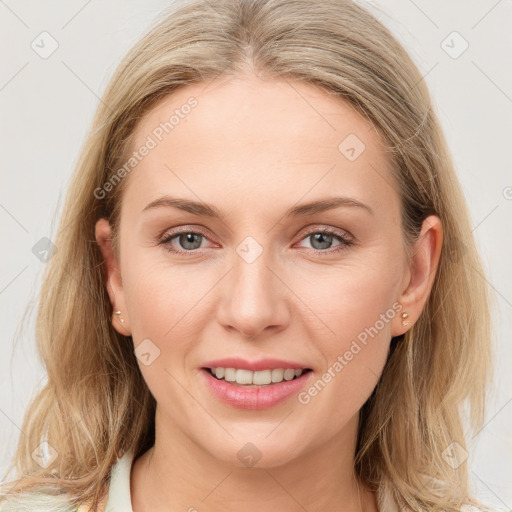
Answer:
[{"left": 200, "top": 368, "right": 313, "bottom": 410}]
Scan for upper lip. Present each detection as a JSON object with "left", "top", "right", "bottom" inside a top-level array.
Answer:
[{"left": 201, "top": 357, "right": 312, "bottom": 371}]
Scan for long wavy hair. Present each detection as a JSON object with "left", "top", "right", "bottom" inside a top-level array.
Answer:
[{"left": 1, "top": 0, "right": 496, "bottom": 511}]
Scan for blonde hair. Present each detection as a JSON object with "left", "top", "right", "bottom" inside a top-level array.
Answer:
[{"left": 1, "top": 0, "right": 496, "bottom": 511}]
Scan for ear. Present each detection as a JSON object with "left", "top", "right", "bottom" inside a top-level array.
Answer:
[
  {"left": 392, "top": 215, "right": 443, "bottom": 337},
  {"left": 95, "top": 218, "right": 131, "bottom": 336}
]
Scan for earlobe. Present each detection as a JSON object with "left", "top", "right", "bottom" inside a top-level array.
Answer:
[
  {"left": 393, "top": 215, "right": 443, "bottom": 336},
  {"left": 95, "top": 218, "right": 131, "bottom": 336}
]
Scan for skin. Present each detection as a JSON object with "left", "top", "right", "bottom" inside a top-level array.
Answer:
[{"left": 95, "top": 72, "right": 443, "bottom": 512}]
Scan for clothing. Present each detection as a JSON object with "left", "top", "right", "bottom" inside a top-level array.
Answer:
[
  {"left": 94, "top": 451, "right": 133, "bottom": 512},
  {"left": 1, "top": 450, "right": 506, "bottom": 511}
]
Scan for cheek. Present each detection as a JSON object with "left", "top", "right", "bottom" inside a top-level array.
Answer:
[
  {"left": 293, "top": 267, "right": 396, "bottom": 433},
  {"left": 121, "top": 255, "right": 211, "bottom": 404},
  {"left": 291, "top": 250, "right": 401, "bottom": 344},
  {"left": 290, "top": 248, "right": 400, "bottom": 402},
  {"left": 122, "top": 249, "right": 218, "bottom": 346}
]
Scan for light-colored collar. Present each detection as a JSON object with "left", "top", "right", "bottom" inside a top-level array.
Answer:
[{"left": 103, "top": 450, "right": 135, "bottom": 512}]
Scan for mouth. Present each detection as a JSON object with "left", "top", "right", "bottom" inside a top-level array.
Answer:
[
  {"left": 202, "top": 367, "right": 313, "bottom": 387},
  {"left": 199, "top": 365, "right": 314, "bottom": 409}
]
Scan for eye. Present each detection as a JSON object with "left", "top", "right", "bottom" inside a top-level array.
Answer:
[
  {"left": 296, "top": 228, "right": 354, "bottom": 253},
  {"left": 158, "top": 228, "right": 214, "bottom": 254}
]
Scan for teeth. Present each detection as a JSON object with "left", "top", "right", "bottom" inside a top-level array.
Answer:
[{"left": 210, "top": 367, "right": 305, "bottom": 385}]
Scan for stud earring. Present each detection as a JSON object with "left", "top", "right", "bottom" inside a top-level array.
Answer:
[
  {"left": 114, "top": 310, "right": 125, "bottom": 324},
  {"left": 401, "top": 312, "right": 410, "bottom": 327}
]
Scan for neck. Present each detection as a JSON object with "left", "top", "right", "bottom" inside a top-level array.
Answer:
[{"left": 130, "top": 408, "right": 378, "bottom": 512}]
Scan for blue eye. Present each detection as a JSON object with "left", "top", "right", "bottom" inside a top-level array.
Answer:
[
  {"left": 158, "top": 227, "right": 354, "bottom": 255},
  {"left": 298, "top": 229, "right": 354, "bottom": 253},
  {"left": 159, "top": 231, "right": 209, "bottom": 253},
  {"left": 170, "top": 232, "right": 204, "bottom": 251}
]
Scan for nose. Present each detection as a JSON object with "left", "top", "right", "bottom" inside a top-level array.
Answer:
[{"left": 216, "top": 247, "right": 290, "bottom": 340}]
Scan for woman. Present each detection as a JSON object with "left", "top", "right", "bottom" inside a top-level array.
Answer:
[{"left": 0, "top": 0, "right": 502, "bottom": 511}]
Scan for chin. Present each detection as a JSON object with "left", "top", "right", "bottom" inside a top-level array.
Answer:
[{"left": 205, "top": 437, "right": 305, "bottom": 470}]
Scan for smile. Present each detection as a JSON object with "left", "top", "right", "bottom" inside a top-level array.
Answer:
[
  {"left": 200, "top": 367, "right": 314, "bottom": 409},
  {"left": 207, "top": 367, "right": 311, "bottom": 386}
]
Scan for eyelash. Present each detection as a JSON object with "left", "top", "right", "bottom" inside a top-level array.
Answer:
[{"left": 157, "top": 226, "right": 354, "bottom": 256}]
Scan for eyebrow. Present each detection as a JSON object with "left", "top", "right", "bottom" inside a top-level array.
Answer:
[{"left": 142, "top": 195, "right": 374, "bottom": 219}]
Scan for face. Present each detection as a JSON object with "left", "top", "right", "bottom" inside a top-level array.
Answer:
[{"left": 96, "top": 73, "right": 440, "bottom": 469}]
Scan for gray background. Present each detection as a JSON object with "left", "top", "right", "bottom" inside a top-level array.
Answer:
[{"left": 1, "top": 0, "right": 511, "bottom": 509}]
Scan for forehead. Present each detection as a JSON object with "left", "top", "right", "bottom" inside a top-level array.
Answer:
[{"left": 123, "top": 74, "right": 398, "bottom": 219}]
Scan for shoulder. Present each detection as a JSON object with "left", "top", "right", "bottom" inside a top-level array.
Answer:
[
  {"left": 0, "top": 493, "right": 109, "bottom": 512},
  {"left": 461, "top": 505, "right": 511, "bottom": 512},
  {"left": 0, "top": 493, "right": 78, "bottom": 511},
  {"left": 378, "top": 477, "right": 509, "bottom": 512},
  {"left": 0, "top": 481, "right": 109, "bottom": 512},
  {"left": 75, "top": 493, "right": 108, "bottom": 512}
]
